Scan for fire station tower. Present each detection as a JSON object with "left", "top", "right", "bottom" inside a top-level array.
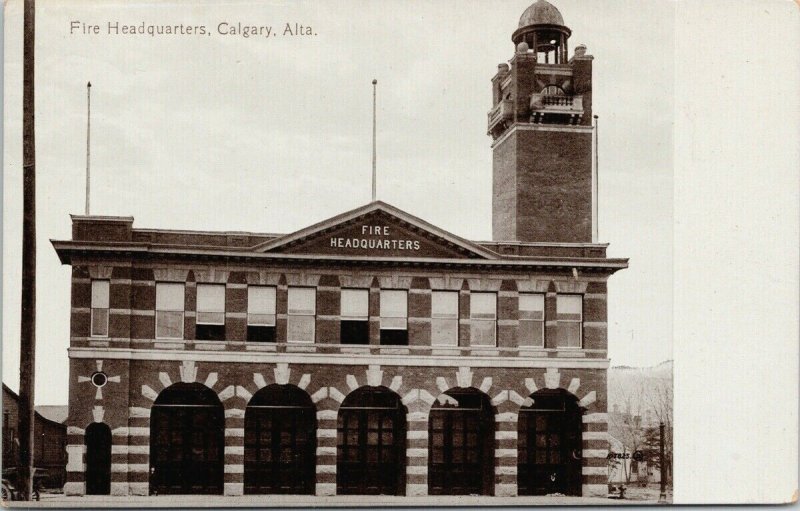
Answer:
[{"left": 489, "top": 0, "right": 595, "bottom": 243}]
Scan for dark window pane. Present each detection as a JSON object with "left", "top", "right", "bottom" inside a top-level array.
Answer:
[
  {"left": 380, "top": 329, "right": 408, "bottom": 346},
  {"left": 196, "top": 324, "right": 225, "bottom": 341},
  {"left": 341, "top": 320, "right": 369, "bottom": 344},
  {"left": 247, "top": 325, "right": 276, "bottom": 342}
]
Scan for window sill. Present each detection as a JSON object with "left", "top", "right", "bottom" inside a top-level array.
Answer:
[
  {"left": 193, "top": 340, "right": 227, "bottom": 351},
  {"left": 245, "top": 343, "right": 277, "bottom": 352}
]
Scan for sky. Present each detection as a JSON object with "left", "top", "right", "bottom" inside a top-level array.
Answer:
[{"left": 3, "top": 0, "right": 675, "bottom": 404}]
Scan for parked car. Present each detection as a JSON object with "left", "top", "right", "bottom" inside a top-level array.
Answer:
[{"left": 1, "top": 467, "right": 45, "bottom": 501}]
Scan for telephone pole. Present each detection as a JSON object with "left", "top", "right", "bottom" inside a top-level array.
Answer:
[{"left": 19, "top": 0, "right": 38, "bottom": 500}]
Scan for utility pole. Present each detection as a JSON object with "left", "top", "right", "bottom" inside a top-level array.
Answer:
[
  {"left": 19, "top": 0, "right": 37, "bottom": 501},
  {"left": 658, "top": 421, "right": 667, "bottom": 503}
]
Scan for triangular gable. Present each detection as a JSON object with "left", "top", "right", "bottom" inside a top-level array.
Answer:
[{"left": 254, "top": 201, "right": 497, "bottom": 260}]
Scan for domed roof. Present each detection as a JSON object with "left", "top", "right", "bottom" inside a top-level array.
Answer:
[{"left": 519, "top": 0, "right": 565, "bottom": 27}]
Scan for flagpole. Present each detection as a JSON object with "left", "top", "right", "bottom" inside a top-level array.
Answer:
[
  {"left": 85, "top": 81, "right": 91, "bottom": 215},
  {"left": 372, "top": 79, "right": 377, "bottom": 202}
]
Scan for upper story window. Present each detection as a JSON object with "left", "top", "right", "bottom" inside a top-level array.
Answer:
[
  {"left": 196, "top": 284, "right": 225, "bottom": 341},
  {"left": 341, "top": 289, "right": 369, "bottom": 345},
  {"left": 247, "top": 285, "right": 276, "bottom": 342},
  {"left": 556, "top": 294, "right": 583, "bottom": 348},
  {"left": 431, "top": 291, "right": 459, "bottom": 346},
  {"left": 287, "top": 287, "right": 316, "bottom": 343},
  {"left": 156, "top": 282, "right": 184, "bottom": 340},
  {"left": 379, "top": 290, "right": 408, "bottom": 346},
  {"left": 470, "top": 292, "right": 497, "bottom": 347},
  {"left": 519, "top": 293, "right": 545, "bottom": 348},
  {"left": 90, "top": 280, "right": 110, "bottom": 338}
]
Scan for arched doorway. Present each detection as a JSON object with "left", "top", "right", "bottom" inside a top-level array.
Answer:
[
  {"left": 518, "top": 388, "right": 583, "bottom": 496},
  {"left": 244, "top": 384, "right": 316, "bottom": 494},
  {"left": 149, "top": 382, "right": 224, "bottom": 495},
  {"left": 337, "top": 386, "right": 406, "bottom": 495},
  {"left": 428, "top": 388, "right": 495, "bottom": 495},
  {"left": 85, "top": 422, "right": 111, "bottom": 495}
]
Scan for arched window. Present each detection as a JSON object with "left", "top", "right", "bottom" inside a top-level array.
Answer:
[
  {"left": 541, "top": 85, "right": 565, "bottom": 96},
  {"left": 337, "top": 387, "right": 406, "bottom": 495},
  {"left": 518, "top": 388, "right": 583, "bottom": 496},
  {"left": 85, "top": 422, "right": 111, "bottom": 495},
  {"left": 428, "top": 388, "right": 495, "bottom": 496},
  {"left": 150, "top": 383, "right": 224, "bottom": 495},
  {"left": 244, "top": 384, "right": 316, "bottom": 494}
]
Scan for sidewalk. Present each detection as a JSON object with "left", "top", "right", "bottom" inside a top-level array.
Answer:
[{"left": 7, "top": 493, "right": 665, "bottom": 508}]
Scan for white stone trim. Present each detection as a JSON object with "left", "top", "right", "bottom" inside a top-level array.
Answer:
[
  {"left": 544, "top": 367, "right": 561, "bottom": 389},
  {"left": 495, "top": 431, "right": 517, "bottom": 440},
  {"left": 495, "top": 466, "right": 517, "bottom": 475},
  {"left": 317, "top": 409, "right": 337, "bottom": 420},
  {"left": 366, "top": 365, "right": 384, "bottom": 386},
  {"left": 110, "top": 482, "right": 129, "bottom": 496},
  {"left": 129, "top": 407, "right": 151, "bottom": 418},
  {"left": 495, "top": 448, "right": 517, "bottom": 458},
  {"left": 389, "top": 375, "right": 402, "bottom": 392},
  {"left": 568, "top": 377, "right": 580, "bottom": 394},
  {"left": 274, "top": 363, "right": 291, "bottom": 385},
  {"left": 225, "top": 428, "right": 244, "bottom": 437},
  {"left": 491, "top": 390, "right": 508, "bottom": 406},
  {"left": 235, "top": 385, "right": 252, "bottom": 401},
  {"left": 218, "top": 385, "right": 236, "bottom": 401},
  {"left": 129, "top": 482, "right": 148, "bottom": 496},
  {"left": 316, "top": 483, "right": 336, "bottom": 496},
  {"left": 253, "top": 373, "right": 268, "bottom": 389},
  {"left": 158, "top": 372, "right": 172, "bottom": 389},
  {"left": 553, "top": 280, "right": 589, "bottom": 294},
  {"left": 406, "top": 448, "right": 427, "bottom": 458},
  {"left": 66, "top": 445, "right": 85, "bottom": 472},
  {"left": 583, "top": 449, "right": 609, "bottom": 458},
  {"left": 311, "top": 387, "right": 328, "bottom": 403},
  {"left": 318, "top": 428, "right": 337, "bottom": 438},
  {"left": 224, "top": 464, "right": 244, "bottom": 474},
  {"left": 141, "top": 384, "right": 158, "bottom": 401},
  {"left": 583, "top": 412, "right": 608, "bottom": 424},
  {"left": 224, "top": 445, "right": 244, "bottom": 456},
  {"left": 69, "top": 347, "right": 611, "bottom": 369},
  {"left": 224, "top": 483, "right": 244, "bottom": 497},
  {"left": 316, "top": 465, "right": 336, "bottom": 474},
  {"left": 495, "top": 412, "right": 518, "bottom": 423},
  {"left": 406, "top": 466, "right": 427, "bottom": 475},
  {"left": 316, "top": 446, "right": 337, "bottom": 456},
  {"left": 329, "top": 386, "right": 346, "bottom": 403},
  {"left": 579, "top": 391, "right": 597, "bottom": 407},
  {"left": 407, "top": 411, "right": 428, "bottom": 422},
  {"left": 455, "top": 366, "right": 473, "bottom": 388},
  {"left": 298, "top": 373, "right": 311, "bottom": 390},
  {"left": 583, "top": 431, "right": 608, "bottom": 441},
  {"left": 407, "top": 483, "right": 427, "bottom": 496},
  {"left": 407, "top": 430, "right": 428, "bottom": 440}
]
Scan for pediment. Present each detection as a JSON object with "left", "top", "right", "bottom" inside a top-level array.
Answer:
[{"left": 254, "top": 202, "right": 496, "bottom": 260}]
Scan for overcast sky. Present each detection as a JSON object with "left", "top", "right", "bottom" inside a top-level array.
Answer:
[{"left": 3, "top": 0, "right": 675, "bottom": 404}]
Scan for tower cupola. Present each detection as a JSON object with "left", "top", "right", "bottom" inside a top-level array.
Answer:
[{"left": 513, "top": 0, "right": 571, "bottom": 64}]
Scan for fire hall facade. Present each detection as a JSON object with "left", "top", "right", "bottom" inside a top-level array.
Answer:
[{"left": 53, "top": 0, "right": 627, "bottom": 499}]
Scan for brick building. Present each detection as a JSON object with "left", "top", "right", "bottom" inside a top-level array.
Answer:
[
  {"left": 52, "top": 0, "right": 627, "bottom": 499},
  {"left": 2, "top": 384, "right": 67, "bottom": 489}
]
